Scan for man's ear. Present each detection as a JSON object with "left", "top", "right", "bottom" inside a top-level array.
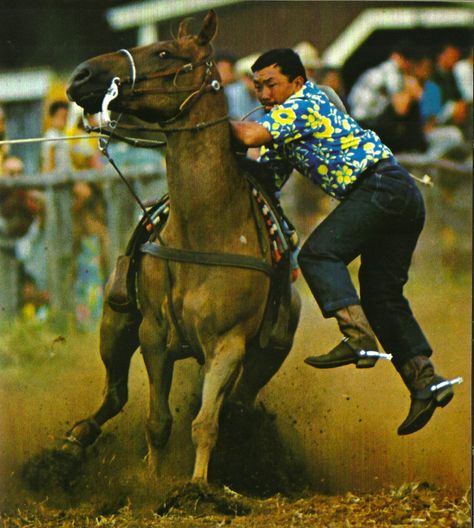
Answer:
[{"left": 293, "top": 75, "right": 306, "bottom": 91}]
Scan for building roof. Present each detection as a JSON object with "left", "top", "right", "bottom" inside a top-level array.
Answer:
[{"left": 107, "top": 0, "right": 246, "bottom": 30}]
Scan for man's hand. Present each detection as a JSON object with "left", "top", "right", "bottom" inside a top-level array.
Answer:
[{"left": 230, "top": 120, "right": 273, "bottom": 148}]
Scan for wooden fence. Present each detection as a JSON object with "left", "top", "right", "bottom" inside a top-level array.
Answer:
[
  {"left": 397, "top": 155, "right": 472, "bottom": 271},
  {"left": 0, "top": 164, "right": 166, "bottom": 320},
  {"left": 0, "top": 157, "right": 470, "bottom": 321}
]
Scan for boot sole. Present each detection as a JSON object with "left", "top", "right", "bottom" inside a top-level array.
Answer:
[
  {"left": 398, "top": 387, "right": 454, "bottom": 436},
  {"left": 304, "top": 357, "right": 377, "bottom": 369}
]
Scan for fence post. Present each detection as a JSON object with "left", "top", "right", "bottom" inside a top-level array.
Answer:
[
  {"left": 0, "top": 240, "right": 19, "bottom": 319},
  {"left": 44, "top": 180, "right": 74, "bottom": 317}
]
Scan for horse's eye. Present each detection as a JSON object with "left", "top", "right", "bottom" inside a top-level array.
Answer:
[{"left": 158, "top": 50, "right": 169, "bottom": 59}]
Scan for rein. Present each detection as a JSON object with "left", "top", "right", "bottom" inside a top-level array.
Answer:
[{"left": 95, "top": 46, "right": 246, "bottom": 357}]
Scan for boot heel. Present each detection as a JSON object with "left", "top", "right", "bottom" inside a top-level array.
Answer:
[
  {"left": 356, "top": 357, "right": 378, "bottom": 369},
  {"left": 434, "top": 386, "right": 454, "bottom": 407}
]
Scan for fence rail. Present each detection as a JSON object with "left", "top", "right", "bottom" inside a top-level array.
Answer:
[{"left": 0, "top": 157, "right": 470, "bottom": 321}]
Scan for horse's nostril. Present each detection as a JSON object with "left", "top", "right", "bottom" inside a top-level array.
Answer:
[{"left": 72, "top": 66, "right": 92, "bottom": 86}]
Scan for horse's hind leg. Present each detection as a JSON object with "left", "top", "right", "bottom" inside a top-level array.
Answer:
[
  {"left": 192, "top": 332, "right": 246, "bottom": 483},
  {"left": 231, "top": 287, "right": 301, "bottom": 408},
  {"left": 63, "top": 303, "right": 140, "bottom": 454}
]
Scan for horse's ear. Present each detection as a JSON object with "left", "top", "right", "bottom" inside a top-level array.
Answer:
[
  {"left": 197, "top": 10, "right": 217, "bottom": 45},
  {"left": 178, "top": 17, "right": 193, "bottom": 39}
]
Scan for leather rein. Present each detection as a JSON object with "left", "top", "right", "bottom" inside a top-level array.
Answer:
[{"left": 94, "top": 47, "right": 273, "bottom": 357}]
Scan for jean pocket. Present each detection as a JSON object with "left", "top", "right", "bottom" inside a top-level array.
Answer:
[{"left": 371, "top": 172, "right": 412, "bottom": 215}]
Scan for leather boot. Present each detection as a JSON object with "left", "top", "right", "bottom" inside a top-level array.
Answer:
[
  {"left": 397, "top": 355, "right": 454, "bottom": 435},
  {"left": 305, "top": 305, "right": 379, "bottom": 369}
]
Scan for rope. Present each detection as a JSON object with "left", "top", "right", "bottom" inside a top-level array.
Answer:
[{"left": 0, "top": 134, "right": 106, "bottom": 146}]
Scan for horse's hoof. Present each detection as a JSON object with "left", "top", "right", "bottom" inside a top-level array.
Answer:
[
  {"left": 66, "top": 418, "right": 102, "bottom": 448},
  {"left": 156, "top": 481, "right": 251, "bottom": 516}
]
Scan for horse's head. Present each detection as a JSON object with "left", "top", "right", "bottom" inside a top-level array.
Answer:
[{"left": 67, "top": 10, "right": 219, "bottom": 123}]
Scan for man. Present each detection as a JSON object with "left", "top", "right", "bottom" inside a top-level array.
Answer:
[
  {"left": 41, "top": 100, "right": 72, "bottom": 173},
  {"left": 432, "top": 44, "right": 469, "bottom": 140},
  {"left": 215, "top": 51, "right": 237, "bottom": 87},
  {"left": 348, "top": 41, "right": 426, "bottom": 153},
  {"left": 230, "top": 48, "right": 459, "bottom": 436},
  {"left": 225, "top": 53, "right": 264, "bottom": 120}
]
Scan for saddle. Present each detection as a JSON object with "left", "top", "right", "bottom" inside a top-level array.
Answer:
[{"left": 106, "top": 161, "right": 299, "bottom": 347}]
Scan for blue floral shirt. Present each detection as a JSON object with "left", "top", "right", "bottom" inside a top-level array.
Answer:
[{"left": 257, "top": 81, "right": 393, "bottom": 199}]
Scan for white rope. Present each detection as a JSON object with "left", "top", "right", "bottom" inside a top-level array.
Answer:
[{"left": 0, "top": 134, "right": 106, "bottom": 146}]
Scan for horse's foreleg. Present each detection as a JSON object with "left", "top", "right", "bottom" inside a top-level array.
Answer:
[
  {"left": 139, "top": 314, "right": 173, "bottom": 477},
  {"left": 63, "top": 303, "right": 140, "bottom": 453},
  {"left": 191, "top": 333, "right": 245, "bottom": 483}
]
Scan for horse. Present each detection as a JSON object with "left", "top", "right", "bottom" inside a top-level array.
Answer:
[{"left": 64, "top": 9, "right": 301, "bottom": 485}]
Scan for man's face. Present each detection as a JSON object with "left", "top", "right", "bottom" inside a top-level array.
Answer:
[
  {"left": 253, "top": 64, "right": 304, "bottom": 112},
  {"left": 439, "top": 46, "right": 461, "bottom": 70},
  {"left": 52, "top": 107, "right": 68, "bottom": 130}
]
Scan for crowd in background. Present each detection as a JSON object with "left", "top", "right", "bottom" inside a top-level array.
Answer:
[
  {"left": 0, "top": 38, "right": 471, "bottom": 327},
  {"left": 217, "top": 40, "right": 472, "bottom": 161}
]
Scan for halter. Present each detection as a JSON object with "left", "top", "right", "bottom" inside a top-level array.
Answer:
[{"left": 97, "top": 47, "right": 225, "bottom": 131}]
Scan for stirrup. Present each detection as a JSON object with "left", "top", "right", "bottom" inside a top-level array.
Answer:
[
  {"left": 349, "top": 338, "right": 392, "bottom": 368},
  {"left": 412, "top": 375, "right": 462, "bottom": 402},
  {"left": 355, "top": 348, "right": 393, "bottom": 361}
]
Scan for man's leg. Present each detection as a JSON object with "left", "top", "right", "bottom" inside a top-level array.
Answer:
[
  {"left": 298, "top": 189, "right": 380, "bottom": 369},
  {"left": 359, "top": 205, "right": 455, "bottom": 435}
]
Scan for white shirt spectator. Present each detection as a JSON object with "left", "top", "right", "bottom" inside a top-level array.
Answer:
[
  {"left": 41, "top": 127, "right": 73, "bottom": 172},
  {"left": 348, "top": 59, "right": 404, "bottom": 122},
  {"left": 453, "top": 57, "right": 473, "bottom": 103}
]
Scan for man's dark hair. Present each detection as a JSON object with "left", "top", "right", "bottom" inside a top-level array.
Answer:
[
  {"left": 48, "top": 100, "right": 69, "bottom": 117},
  {"left": 251, "top": 48, "right": 307, "bottom": 82}
]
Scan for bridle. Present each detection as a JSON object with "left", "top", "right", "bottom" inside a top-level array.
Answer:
[
  {"left": 85, "top": 46, "right": 261, "bottom": 358},
  {"left": 86, "top": 46, "right": 227, "bottom": 145}
]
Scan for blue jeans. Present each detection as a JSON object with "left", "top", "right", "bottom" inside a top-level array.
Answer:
[{"left": 298, "top": 158, "right": 432, "bottom": 368}]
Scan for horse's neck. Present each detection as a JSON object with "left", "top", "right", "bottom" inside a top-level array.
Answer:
[{"left": 165, "top": 93, "right": 250, "bottom": 240}]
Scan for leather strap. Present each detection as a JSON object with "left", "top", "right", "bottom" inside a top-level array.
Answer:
[{"left": 140, "top": 241, "right": 274, "bottom": 277}]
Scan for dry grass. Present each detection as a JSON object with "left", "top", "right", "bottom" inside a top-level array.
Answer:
[{"left": 1, "top": 483, "right": 471, "bottom": 527}]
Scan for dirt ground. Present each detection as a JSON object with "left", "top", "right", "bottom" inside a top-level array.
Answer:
[{"left": 0, "top": 255, "right": 471, "bottom": 526}]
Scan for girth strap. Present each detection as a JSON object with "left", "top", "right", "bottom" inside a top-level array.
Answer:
[{"left": 140, "top": 242, "right": 274, "bottom": 277}]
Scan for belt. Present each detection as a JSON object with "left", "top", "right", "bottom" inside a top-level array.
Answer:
[{"left": 364, "top": 156, "right": 398, "bottom": 177}]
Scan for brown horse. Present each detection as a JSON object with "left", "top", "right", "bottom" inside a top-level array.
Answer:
[{"left": 65, "top": 10, "right": 300, "bottom": 484}]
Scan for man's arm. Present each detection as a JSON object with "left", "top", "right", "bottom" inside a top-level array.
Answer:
[{"left": 230, "top": 120, "right": 273, "bottom": 148}]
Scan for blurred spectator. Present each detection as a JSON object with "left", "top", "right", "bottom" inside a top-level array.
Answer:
[
  {"left": 431, "top": 44, "right": 469, "bottom": 142},
  {"left": 15, "top": 192, "right": 49, "bottom": 321},
  {"left": 348, "top": 41, "right": 426, "bottom": 153},
  {"left": 319, "top": 65, "right": 350, "bottom": 111},
  {"left": 413, "top": 51, "right": 466, "bottom": 160},
  {"left": 72, "top": 181, "right": 110, "bottom": 331},
  {"left": 453, "top": 47, "right": 473, "bottom": 142},
  {"left": 0, "top": 155, "right": 49, "bottom": 319},
  {"left": 69, "top": 115, "right": 104, "bottom": 170},
  {"left": 453, "top": 47, "right": 473, "bottom": 103},
  {"left": 0, "top": 155, "right": 37, "bottom": 238},
  {"left": 293, "top": 41, "right": 321, "bottom": 83},
  {"left": 42, "top": 100, "right": 73, "bottom": 173},
  {"left": 215, "top": 51, "right": 237, "bottom": 87},
  {"left": 0, "top": 107, "right": 9, "bottom": 173},
  {"left": 432, "top": 44, "right": 463, "bottom": 103},
  {"left": 225, "top": 53, "right": 264, "bottom": 120}
]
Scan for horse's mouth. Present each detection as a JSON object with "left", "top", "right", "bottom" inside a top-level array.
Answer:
[{"left": 67, "top": 88, "right": 106, "bottom": 114}]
